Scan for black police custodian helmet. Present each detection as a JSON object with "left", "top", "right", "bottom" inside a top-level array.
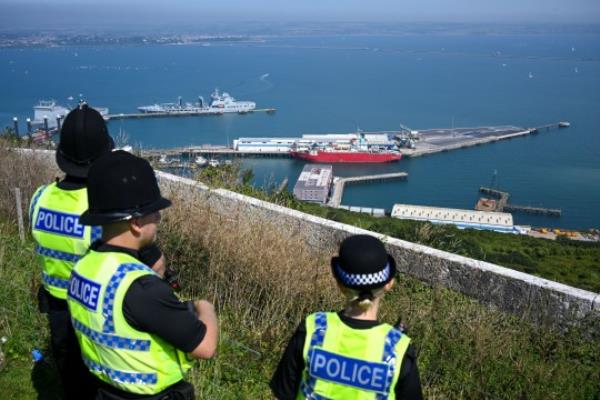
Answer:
[
  {"left": 331, "top": 235, "right": 396, "bottom": 291},
  {"left": 56, "top": 103, "right": 114, "bottom": 178},
  {"left": 80, "top": 150, "right": 171, "bottom": 225}
]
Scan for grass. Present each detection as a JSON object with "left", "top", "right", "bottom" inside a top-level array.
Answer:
[{"left": 0, "top": 143, "right": 599, "bottom": 399}]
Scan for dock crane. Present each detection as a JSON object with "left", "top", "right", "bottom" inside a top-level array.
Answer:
[{"left": 397, "top": 123, "right": 419, "bottom": 149}]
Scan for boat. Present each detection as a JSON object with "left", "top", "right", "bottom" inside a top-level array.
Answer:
[
  {"left": 195, "top": 156, "right": 208, "bottom": 166},
  {"left": 290, "top": 147, "right": 402, "bottom": 163},
  {"left": 31, "top": 100, "right": 109, "bottom": 130},
  {"left": 290, "top": 133, "right": 402, "bottom": 163},
  {"left": 138, "top": 89, "right": 256, "bottom": 114},
  {"left": 33, "top": 100, "right": 69, "bottom": 129}
]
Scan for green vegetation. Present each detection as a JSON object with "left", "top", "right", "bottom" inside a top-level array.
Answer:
[
  {"left": 1, "top": 211, "right": 599, "bottom": 399},
  {"left": 0, "top": 225, "right": 62, "bottom": 399},
  {"left": 1, "top": 147, "right": 599, "bottom": 399},
  {"left": 195, "top": 163, "right": 600, "bottom": 293}
]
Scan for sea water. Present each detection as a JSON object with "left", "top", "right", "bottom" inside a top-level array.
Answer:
[{"left": 1, "top": 33, "right": 599, "bottom": 229}]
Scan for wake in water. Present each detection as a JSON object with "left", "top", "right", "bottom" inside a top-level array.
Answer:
[
  {"left": 258, "top": 72, "right": 274, "bottom": 92},
  {"left": 225, "top": 73, "right": 273, "bottom": 97}
]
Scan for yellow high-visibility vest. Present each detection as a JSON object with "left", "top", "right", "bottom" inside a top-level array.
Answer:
[
  {"left": 30, "top": 183, "right": 101, "bottom": 299},
  {"left": 68, "top": 250, "right": 194, "bottom": 394},
  {"left": 297, "top": 312, "right": 410, "bottom": 400}
]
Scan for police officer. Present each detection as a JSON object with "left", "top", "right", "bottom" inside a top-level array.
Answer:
[
  {"left": 270, "top": 235, "right": 423, "bottom": 399},
  {"left": 29, "top": 104, "right": 114, "bottom": 399},
  {"left": 67, "top": 150, "right": 218, "bottom": 399}
]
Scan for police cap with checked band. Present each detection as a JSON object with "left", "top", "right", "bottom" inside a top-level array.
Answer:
[{"left": 331, "top": 235, "right": 396, "bottom": 291}]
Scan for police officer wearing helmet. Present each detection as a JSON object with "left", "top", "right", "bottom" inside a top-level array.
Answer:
[
  {"left": 271, "top": 235, "right": 423, "bottom": 399},
  {"left": 29, "top": 103, "right": 114, "bottom": 399},
  {"left": 67, "top": 151, "right": 218, "bottom": 399}
]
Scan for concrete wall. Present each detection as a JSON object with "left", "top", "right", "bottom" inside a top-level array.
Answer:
[{"left": 156, "top": 170, "right": 600, "bottom": 335}]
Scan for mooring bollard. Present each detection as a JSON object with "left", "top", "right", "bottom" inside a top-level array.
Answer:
[{"left": 14, "top": 188, "right": 25, "bottom": 242}]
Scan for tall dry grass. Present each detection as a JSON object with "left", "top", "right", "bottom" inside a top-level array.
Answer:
[
  {"left": 157, "top": 181, "right": 600, "bottom": 399},
  {"left": 160, "top": 187, "right": 338, "bottom": 341},
  {"left": 0, "top": 141, "right": 59, "bottom": 225}
]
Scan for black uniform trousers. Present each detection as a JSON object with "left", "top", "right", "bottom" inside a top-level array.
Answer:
[{"left": 39, "top": 287, "right": 98, "bottom": 399}]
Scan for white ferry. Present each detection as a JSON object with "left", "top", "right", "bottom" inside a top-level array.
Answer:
[{"left": 138, "top": 89, "right": 256, "bottom": 114}]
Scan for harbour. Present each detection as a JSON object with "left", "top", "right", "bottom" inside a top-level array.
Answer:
[
  {"left": 2, "top": 34, "right": 598, "bottom": 230},
  {"left": 140, "top": 123, "right": 569, "bottom": 161}
]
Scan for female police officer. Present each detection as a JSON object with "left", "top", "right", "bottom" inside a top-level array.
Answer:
[
  {"left": 67, "top": 150, "right": 218, "bottom": 399},
  {"left": 29, "top": 104, "right": 113, "bottom": 399},
  {"left": 270, "top": 234, "right": 423, "bottom": 399}
]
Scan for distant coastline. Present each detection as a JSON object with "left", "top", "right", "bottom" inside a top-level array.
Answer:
[{"left": 2, "top": 22, "right": 600, "bottom": 49}]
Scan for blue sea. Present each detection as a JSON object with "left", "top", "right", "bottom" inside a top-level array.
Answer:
[{"left": 1, "top": 33, "right": 599, "bottom": 229}]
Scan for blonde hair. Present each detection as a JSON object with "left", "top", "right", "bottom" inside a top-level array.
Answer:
[{"left": 341, "top": 287, "right": 386, "bottom": 312}]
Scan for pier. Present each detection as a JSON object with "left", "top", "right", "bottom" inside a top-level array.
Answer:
[
  {"left": 142, "top": 146, "right": 288, "bottom": 160},
  {"left": 504, "top": 204, "right": 562, "bottom": 217},
  {"left": 329, "top": 172, "right": 408, "bottom": 208},
  {"left": 476, "top": 186, "right": 561, "bottom": 217},
  {"left": 139, "top": 122, "right": 569, "bottom": 163},
  {"left": 105, "top": 108, "right": 276, "bottom": 121},
  {"left": 530, "top": 121, "right": 570, "bottom": 133},
  {"left": 399, "top": 126, "right": 532, "bottom": 158},
  {"left": 400, "top": 123, "right": 568, "bottom": 158}
]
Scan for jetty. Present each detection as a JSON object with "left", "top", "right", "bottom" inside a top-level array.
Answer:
[
  {"left": 400, "top": 123, "right": 568, "bottom": 158},
  {"left": 329, "top": 172, "right": 407, "bottom": 208},
  {"left": 476, "top": 186, "right": 561, "bottom": 217},
  {"left": 140, "top": 122, "right": 569, "bottom": 162},
  {"left": 142, "top": 145, "right": 289, "bottom": 160},
  {"left": 105, "top": 108, "right": 276, "bottom": 121}
]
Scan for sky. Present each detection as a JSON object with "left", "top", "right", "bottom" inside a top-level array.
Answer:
[{"left": 1, "top": 0, "right": 599, "bottom": 31}]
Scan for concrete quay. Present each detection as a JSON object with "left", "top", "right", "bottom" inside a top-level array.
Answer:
[
  {"left": 328, "top": 172, "right": 408, "bottom": 208},
  {"left": 105, "top": 108, "right": 276, "bottom": 121},
  {"left": 142, "top": 146, "right": 288, "bottom": 159},
  {"left": 477, "top": 186, "right": 561, "bottom": 217},
  {"left": 401, "top": 126, "right": 534, "bottom": 158}
]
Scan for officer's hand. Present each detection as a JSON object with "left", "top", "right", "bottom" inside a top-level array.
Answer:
[{"left": 190, "top": 300, "right": 219, "bottom": 360}]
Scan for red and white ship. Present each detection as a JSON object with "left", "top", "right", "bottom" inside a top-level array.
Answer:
[
  {"left": 290, "top": 133, "right": 402, "bottom": 163},
  {"left": 290, "top": 147, "right": 402, "bottom": 163}
]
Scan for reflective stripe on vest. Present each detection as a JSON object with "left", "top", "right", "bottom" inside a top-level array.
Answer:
[
  {"left": 37, "top": 245, "right": 82, "bottom": 263},
  {"left": 301, "top": 312, "right": 330, "bottom": 399},
  {"left": 298, "top": 312, "right": 410, "bottom": 400},
  {"left": 42, "top": 271, "right": 70, "bottom": 289},
  {"left": 71, "top": 318, "right": 151, "bottom": 351},
  {"left": 68, "top": 251, "right": 193, "bottom": 395},
  {"left": 30, "top": 183, "right": 99, "bottom": 300},
  {"left": 82, "top": 356, "right": 158, "bottom": 385}
]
